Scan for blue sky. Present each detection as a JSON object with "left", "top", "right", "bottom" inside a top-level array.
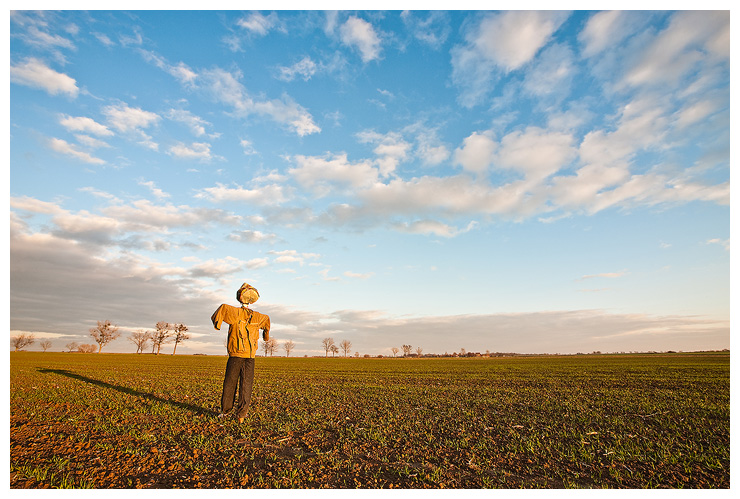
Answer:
[{"left": 8, "top": 8, "right": 731, "bottom": 356}]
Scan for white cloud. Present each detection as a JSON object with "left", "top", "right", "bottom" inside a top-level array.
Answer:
[
  {"left": 495, "top": 127, "right": 576, "bottom": 181},
  {"left": 140, "top": 50, "right": 198, "bottom": 87},
  {"left": 60, "top": 115, "right": 114, "bottom": 136},
  {"left": 581, "top": 96, "right": 670, "bottom": 167},
  {"left": 237, "top": 12, "right": 279, "bottom": 36},
  {"left": 93, "top": 32, "right": 115, "bottom": 47},
  {"left": 142, "top": 51, "right": 320, "bottom": 136},
  {"left": 400, "top": 10, "right": 450, "bottom": 49},
  {"left": 247, "top": 257, "right": 270, "bottom": 269},
  {"left": 169, "top": 62, "right": 198, "bottom": 87},
  {"left": 74, "top": 134, "right": 110, "bottom": 149},
  {"left": 197, "top": 183, "right": 290, "bottom": 206},
  {"left": 706, "top": 238, "right": 730, "bottom": 251},
  {"left": 51, "top": 210, "right": 121, "bottom": 243},
  {"left": 229, "top": 230, "right": 278, "bottom": 244},
  {"left": 674, "top": 99, "right": 721, "bottom": 129},
  {"left": 10, "top": 13, "right": 76, "bottom": 62},
  {"left": 276, "top": 56, "right": 318, "bottom": 82},
  {"left": 167, "top": 109, "right": 213, "bottom": 137},
  {"left": 47, "top": 137, "right": 105, "bottom": 165},
  {"left": 545, "top": 93, "right": 702, "bottom": 214},
  {"left": 522, "top": 43, "right": 574, "bottom": 102},
  {"left": 549, "top": 164, "right": 629, "bottom": 211},
  {"left": 100, "top": 199, "right": 241, "bottom": 233},
  {"left": 578, "top": 270, "right": 628, "bottom": 281},
  {"left": 189, "top": 256, "right": 248, "bottom": 279},
  {"left": 269, "top": 249, "right": 321, "bottom": 267},
  {"left": 10, "top": 196, "right": 64, "bottom": 215},
  {"left": 119, "top": 28, "right": 143, "bottom": 47},
  {"left": 280, "top": 116, "right": 727, "bottom": 233},
  {"left": 102, "top": 103, "right": 160, "bottom": 134},
  {"left": 24, "top": 24, "right": 75, "bottom": 51},
  {"left": 138, "top": 180, "right": 170, "bottom": 199},
  {"left": 251, "top": 95, "right": 321, "bottom": 136},
  {"left": 624, "top": 11, "right": 729, "bottom": 89},
  {"left": 402, "top": 123, "right": 450, "bottom": 166},
  {"left": 240, "top": 139, "right": 257, "bottom": 155},
  {"left": 199, "top": 67, "right": 320, "bottom": 136},
  {"left": 579, "top": 11, "right": 634, "bottom": 58},
  {"left": 453, "top": 131, "right": 497, "bottom": 175},
  {"left": 79, "top": 187, "right": 118, "bottom": 201},
  {"left": 319, "top": 267, "right": 341, "bottom": 282},
  {"left": 451, "top": 11, "right": 568, "bottom": 106},
  {"left": 289, "top": 153, "right": 378, "bottom": 196},
  {"left": 472, "top": 11, "right": 568, "bottom": 71},
  {"left": 393, "top": 219, "right": 478, "bottom": 238},
  {"left": 416, "top": 140, "right": 450, "bottom": 166},
  {"left": 340, "top": 16, "right": 382, "bottom": 62},
  {"left": 356, "top": 131, "right": 411, "bottom": 177},
  {"left": 168, "top": 142, "right": 213, "bottom": 161},
  {"left": 324, "top": 11, "right": 340, "bottom": 35},
  {"left": 10, "top": 58, "right": 79, "bottom": 97},
  {"left": 357, "top": 175, "right": 503, "bottom": 218}
]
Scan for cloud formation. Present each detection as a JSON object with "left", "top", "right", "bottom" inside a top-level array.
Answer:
[
  {"left": 10, "top": 58, "right": 79, "bottom": 97},
  {"left": 340, "top": 16, "right": 383, "bottom": 62},
  {"left": 451, "top": 11, "right": 568, "bottom": 106},
  {"left": 47, "top": 137, "right": 105, "bottom": 164}
]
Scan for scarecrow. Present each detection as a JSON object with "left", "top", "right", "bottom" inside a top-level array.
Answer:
[{"left": 211, "top": 283, "right": 271, "bottom": 422}]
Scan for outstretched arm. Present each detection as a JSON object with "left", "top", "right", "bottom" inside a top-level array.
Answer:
[
  {"left": 211, "top": 304, "right": 228, "bottom": 330},
  {"left": 259, "top": 313, "right": 271, "bottom": 340}
]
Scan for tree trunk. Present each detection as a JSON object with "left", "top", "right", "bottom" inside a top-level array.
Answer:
[{"left": 173, "top": 340, "right": 179, "bottom": 355}]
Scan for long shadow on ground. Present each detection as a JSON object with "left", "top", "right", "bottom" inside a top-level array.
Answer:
[{"left": 38, "top": 368, "right": 214, "bottom": 416}]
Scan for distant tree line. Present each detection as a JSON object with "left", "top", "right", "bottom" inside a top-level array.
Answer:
[
  {"left": 126, "top": 321, "right": 190, "bottom": 355},
  {"left": 321, "top": 338, "right": 354, "bottom": 357}
]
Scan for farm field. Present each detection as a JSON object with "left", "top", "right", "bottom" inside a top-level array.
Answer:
[{"left": 9, "top": 351, "right": 729, "bottom": 489}]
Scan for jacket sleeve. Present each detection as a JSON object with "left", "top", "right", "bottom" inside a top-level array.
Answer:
[
  {"left": 259, "top": 313, "right": 271, "bottom": 340},
  {"left": 211, "top": 304, "right": 228, "bottom": 330}
]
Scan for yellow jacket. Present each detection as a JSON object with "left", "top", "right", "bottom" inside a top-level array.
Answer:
[{"left": 211, "top": 304, "right": 270, "bottom": 358}]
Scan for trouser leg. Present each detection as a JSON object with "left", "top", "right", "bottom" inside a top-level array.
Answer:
[
  {"left": 236, "top": 358, "right": 255, "bottom": 418},
  {"left": 221, "top": 357, "right": 241, "bottom": 414}
]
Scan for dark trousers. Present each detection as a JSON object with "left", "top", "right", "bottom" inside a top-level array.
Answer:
[{"left": 221, "top": 356, "right": 255, "bottom": 418}]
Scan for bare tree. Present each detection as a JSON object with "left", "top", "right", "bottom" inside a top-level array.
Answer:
[
  {"left": 416, "top": 346, "right": 423, "bottom": 356},
  {"left": 89, "top": 320, "right": 121, "bottom": 353},
  {"left": 340, "top": 339, "right": 352, "bottom": 357},
  {"left": 390, "top": 346, "right": 399, "bottom": 357},
  {"left": 171, "top": 323, "right": 189, "bottom": 355},
  {"left": 322, "top": 337, "right": 335, "bottom": 357},
  {"left": 261, "top": 337, "right": 278, "bottom": 357},
  {"left": 330, "top": 344, "right": 339, "bottom": 357},
  {"left": 151, "top": 321, "right": 172, "bottom": 355},
  {"left": 65, "top": 342, "right": 78, "bottom": 353},
  {"left": 77, "top": 344, "right": 97, "bottom": 353},
  {"left": 11, "top": 333, "right": 35, "bottom": 352},
  {"left": 40, "top": 340, "right": 52, "bottom": 352},
  {"left": 283, "top": 339, "right": 295, "bottom": 357},
  {"left": 267, "top": 338, "right": 278, "bottom": 356},
  {"left": 128, "top": 330, "right": 150, "bottom": 354},
  {"left": 402, "top": 344, "right": 413, "bottom": 357},
  {"left": 460, "top": 348, "right": 466, "bottom": 356}
]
